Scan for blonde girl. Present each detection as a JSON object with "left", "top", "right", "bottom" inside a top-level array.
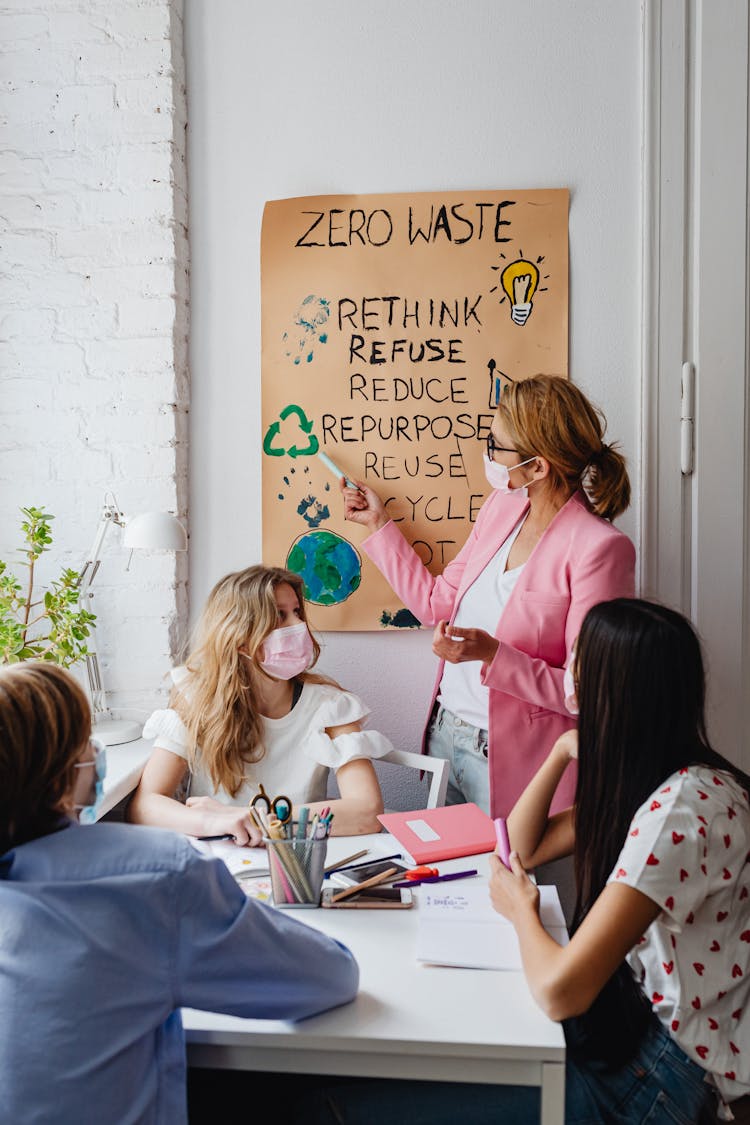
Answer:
[{"left": 129, "top": 565, "right": 388, "bottom": 841}]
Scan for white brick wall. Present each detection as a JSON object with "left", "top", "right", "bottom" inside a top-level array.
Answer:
[{"left": 0, "top": 0, "right": 189, "bottom": 721}]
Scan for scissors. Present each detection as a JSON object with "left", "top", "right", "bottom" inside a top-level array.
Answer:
[{"left": 250, "top": 783, "right": 293, "bottom": 826}]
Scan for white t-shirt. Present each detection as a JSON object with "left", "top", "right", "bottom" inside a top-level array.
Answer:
[
  {"left": 142, "top": 670, "right": 393, "bottom": 806},
  {"left": 438, "top": 515, "right": 527, "bottom": 729},
  {"left": 609, "top": 765, "right": 750, "bottom": 1103}
]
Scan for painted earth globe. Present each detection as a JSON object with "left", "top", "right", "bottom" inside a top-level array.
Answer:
[{"left": 286, "top": 530, "right": 361, "bottom": 606}]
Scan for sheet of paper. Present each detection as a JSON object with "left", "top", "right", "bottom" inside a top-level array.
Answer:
[
  {"left": 416, "top": 881, "right": 568, "bottom": 971},
  {"left": 189, "top": 838, "right": 270, "bottom": 879}
]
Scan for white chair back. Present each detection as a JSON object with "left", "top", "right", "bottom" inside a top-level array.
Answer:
[{"left": 377, "top": 749, "right": 449, "bottom": 809}]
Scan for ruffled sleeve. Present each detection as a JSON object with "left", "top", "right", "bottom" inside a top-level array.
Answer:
[
  {"left": 142, "top": 708, "right": 189, "bottom": 761},
  {"left": 304, "top": 686, "right": 395, "bottom": 771}
]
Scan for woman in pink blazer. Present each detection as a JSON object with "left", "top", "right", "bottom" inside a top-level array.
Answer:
[{"left": 342, "top": 375, "right": 635, "bottom": 819}]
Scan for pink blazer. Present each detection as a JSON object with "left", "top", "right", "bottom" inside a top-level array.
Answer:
[{"left": 363, "top": 489, "right": 636, "bottom": 818}]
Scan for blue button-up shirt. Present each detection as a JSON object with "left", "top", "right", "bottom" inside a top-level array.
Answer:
[{"left": 0, "top": 821, "right": 359, "bottom": 1124}]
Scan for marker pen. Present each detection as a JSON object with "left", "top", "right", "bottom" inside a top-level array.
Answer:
[
  {"left": 494, "top": 817, "right": 511, "bottom": 869},
  {"left": 317, "top": 450, "right": 362, "bottom": 491}
]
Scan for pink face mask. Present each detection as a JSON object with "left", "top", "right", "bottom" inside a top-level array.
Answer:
[
  {"left": 563, "top": 660, "right": 578, "bottom": 715},
  {"left": 259, "top": 622, "right": 314, "bottom": 680}
]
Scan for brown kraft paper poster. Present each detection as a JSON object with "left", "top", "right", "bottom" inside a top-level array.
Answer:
[{"left": 261, "top": 189, "right": 569, "bottom": 631}]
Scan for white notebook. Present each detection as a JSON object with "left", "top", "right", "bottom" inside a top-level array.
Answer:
[{"left": 416, "top": 880, "right": 568, "bottom": 971}]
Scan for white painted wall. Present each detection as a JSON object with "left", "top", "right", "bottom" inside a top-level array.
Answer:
[
  {"left": 0, "top": 0, "right": 188, "bottom": 719},
  {"left": 185, "top": 1, "right": 642, "bottom": 800}
]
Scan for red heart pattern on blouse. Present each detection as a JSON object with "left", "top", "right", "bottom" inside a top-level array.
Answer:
[{"left": 623, "top": 773, "right": 748, "bottom": 1057}]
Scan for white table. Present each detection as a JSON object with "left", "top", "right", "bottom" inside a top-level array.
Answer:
[
  {"left": 97, "top": 737, "right": 152, "bottom": 820},
  {"left": 182, "top": 834, "right": 566, "bottom": 1125}
]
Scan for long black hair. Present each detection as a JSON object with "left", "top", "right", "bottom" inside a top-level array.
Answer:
[{"left": 564, "top": 598, "right": 750, "bottom": 1066}]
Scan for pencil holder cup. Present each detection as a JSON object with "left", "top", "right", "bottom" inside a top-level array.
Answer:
[{"left": 264, "top": 837, "right": 328, "bottom": 908}]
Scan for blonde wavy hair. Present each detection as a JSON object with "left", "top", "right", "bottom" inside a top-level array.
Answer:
[
  {"left": 497, "top": 374, "right": 631, "bottom": 520},
  {"left": 175, "top": 565, "right": 333, "bottom": 797},
  {"left": 0, "top": 661, "right": 91, "bottom": 850}
]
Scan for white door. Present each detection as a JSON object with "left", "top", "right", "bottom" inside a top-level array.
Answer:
[{"left": 642, "top": 0, "right": 750, "bottom": 770}]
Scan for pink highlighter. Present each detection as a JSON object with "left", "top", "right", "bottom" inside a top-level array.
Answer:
[{"left": 494, "top": 817, "right": 511, "bottom": 869}]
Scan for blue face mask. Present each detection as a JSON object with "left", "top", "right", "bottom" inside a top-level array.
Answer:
[{"left": 74, "top": 738, "right": 107, "bottom": 825}]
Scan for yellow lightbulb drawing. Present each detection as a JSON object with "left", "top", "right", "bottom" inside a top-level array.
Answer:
[{"left": 500, "top": 259, "right": 540, "bottom": 326}]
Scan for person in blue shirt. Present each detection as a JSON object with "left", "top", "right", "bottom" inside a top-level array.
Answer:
[{"left": 0, "top": 661, "right": 359, "bottom": 1125}]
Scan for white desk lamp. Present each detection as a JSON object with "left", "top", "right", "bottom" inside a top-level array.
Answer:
[{"left": 77, "top": 494, "right": 187, "bottom": 746}]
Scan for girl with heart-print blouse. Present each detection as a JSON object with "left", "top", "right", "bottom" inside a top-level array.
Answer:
[{"left": 490, "top": 598, "right": 750, "bottom": 1124}]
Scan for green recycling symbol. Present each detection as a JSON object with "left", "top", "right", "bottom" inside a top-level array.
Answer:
[{"left": 263, "top": 404, "right": 320, "bottom": 459}]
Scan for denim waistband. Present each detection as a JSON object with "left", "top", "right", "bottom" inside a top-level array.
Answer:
[{"left": 433, "top": 703, "right": 489, "bottom": 757}]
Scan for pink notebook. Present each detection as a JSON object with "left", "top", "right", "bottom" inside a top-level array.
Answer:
[{"left": 377, "top": 803, "right": 497, "bottom": 864}]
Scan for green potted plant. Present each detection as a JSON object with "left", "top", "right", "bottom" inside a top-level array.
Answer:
[{"left": 0, "top": 506, "right": 96, "bottom": 667}]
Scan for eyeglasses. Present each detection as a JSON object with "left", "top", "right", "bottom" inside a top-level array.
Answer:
[{"left": 486, "top": 433, "right": 518, "bottom": 461}]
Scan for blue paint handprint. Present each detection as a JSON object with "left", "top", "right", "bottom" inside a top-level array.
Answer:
[{"left": 282, "top": 295, "right": 330, "bottom": 365}]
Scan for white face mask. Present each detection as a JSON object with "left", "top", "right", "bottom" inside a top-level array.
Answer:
[
  {"left": 259, "top": 622, "right": 314, "bottom": 680},
  {"left": 483, "top": 452, "right": 537, "bottom": 495},
  {"left": 563, "top": 660, "right": 578, "bottom": 715}
]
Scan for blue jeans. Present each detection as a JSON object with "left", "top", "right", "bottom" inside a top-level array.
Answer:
[
  {"left": 279, "top": 1018, "right": 713, "bottom": 1125},
  {"left": 427, "top": 702, "right": 490, "bottom": 814},
  {"left": 565, "top": 1016, "right": 713, "bottom": 1124}
]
